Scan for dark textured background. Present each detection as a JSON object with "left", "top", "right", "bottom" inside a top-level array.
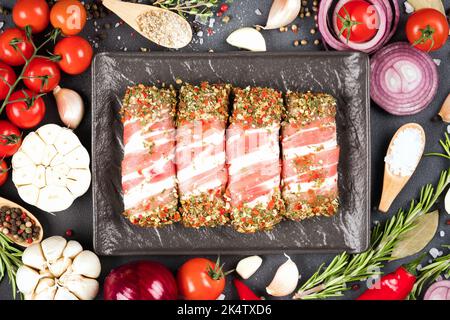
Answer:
[{"left": 0, "top": 0, "right": 449, "bottom": 300}]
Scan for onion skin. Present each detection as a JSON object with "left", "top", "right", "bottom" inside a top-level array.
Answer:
[{"left": 104, "top": 261, "right": 178, "bottom": 300}]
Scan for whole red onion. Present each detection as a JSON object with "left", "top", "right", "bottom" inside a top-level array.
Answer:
[{"left": 104, "top": 261, "right": 178, "bottom": 300}]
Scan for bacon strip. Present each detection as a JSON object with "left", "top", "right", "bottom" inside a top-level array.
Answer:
[
  {"left": 176, "top": 82, "right": 231, "bottom": 228},
  {"left": 226, "top": 87, "right": 284, "bottom": 233},
  {"left": 281, "top": 92, "right": 339, "bottom": 220},
  {"left": 121, "top": 85, "right": 179, "bottom": 227}
]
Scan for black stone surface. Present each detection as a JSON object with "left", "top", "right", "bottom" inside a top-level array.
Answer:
[{"left": 0, "top": 0, "right": 449, "bottom": 300}]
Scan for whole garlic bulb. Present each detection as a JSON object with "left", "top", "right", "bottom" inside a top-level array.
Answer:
[{"left": 16, "top": 236, "right": 101, "bottom": 300}]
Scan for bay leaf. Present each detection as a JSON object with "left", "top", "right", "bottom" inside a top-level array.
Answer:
[
  {"left": 391, "top": 210, "right": 439, "bottom": 260},
  {"left": 407, "top": 0, "right": 445, "bottom": 14}
]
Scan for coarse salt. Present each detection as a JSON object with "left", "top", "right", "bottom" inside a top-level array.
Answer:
[
  {"left": 439, "top": 230, "right": 445, "bottom": 237},
  {"left": 255, "top": 8, "right": 262, "bottom": 16},
  {"left": 404, "top": 1, "right": 414, "bottom": 14},
  {"left": 429, "top": 247, "right": 439, "bottom": 259},
  {"left": 384, "top": 128, "right": 423, "bottom": 177}
]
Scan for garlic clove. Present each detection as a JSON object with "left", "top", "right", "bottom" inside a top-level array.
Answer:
[
  {"left": 263, "top": 0, "right": 302, "bottom": 30},
  {"left": 41, "top": 236, "right": 67, "bottom": 263},
  {"left": 266, "top": 254, "right": 299, "bottom": 297},
  {"left": 64, "top": 275, "right": 99, "bottom": 300},
  {"left": 63, "top": 240, "right": 83, "bottom": 259},
  {"left": 438, "top": 94, "right": 450, "bottom": 123},
  {"left": 16, "top": 265, "right": 42, "bottom": 295},
  {"left": 236, "top": 256, "right": 263, "bottom": 279},
  {"left": 48, "top": 257, "right": 72, "bottom": 278},
  {"left": 72, "top": 250, "right": 101, "bottom": 278},
  {"left": 54, "top": 287, "right": 79, "bottom": 300},
  {"left": 39, "top": 268, "right": 53, "bottom": 278},
  {"left": 33, "top": 278, "right": 57, "bottom": 300},
  {"left": 226, "top": 27, "right": 267, "bottom": 52},
  {"left": 22, "top": 243, "right": 47, "bottom": 271},
  {"left": 53, "top": 86, "right": 85, "bottom": 129}
]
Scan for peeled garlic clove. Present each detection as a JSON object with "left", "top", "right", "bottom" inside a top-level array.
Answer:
[
  {"left": 39, "top": 268, "right": 53, "bottom": 278},
  {"left": 53, "top": 86, "right": 85, "bottom": 129},
  {"left": 63, "top": 240, "right": 83, "bottom": 259},
  {"left": 263, "top": 0, "right": 302, "bottom": 30},
  {"left": 22, "top": 243, "right": 47, "bottom": 271},
  {"left": 72, "top": 250, "right": 101, "bottom": 278},
  {"left": 16, "top": 265, "right": 41, "bottom": 295},
  {"left": 438, "top": 94, "right": 450, "bottom": 123},
  {"left": 41, "top": 236, "right": 67, "bottom": 263},
  {"left": 236, "top": 256, "right": 263, "bottom": 279},
  {"left": 54, "top": 287, "right": 79, "bottom": 300},
  {"left": 226, "top": 28, "right": 267, "bottom": 52},
  {"left": 266, "top": 254, "right": 299, "bottom": 297},
  {"left": 48, "top": 257, "right": 72, "bottom": 278},
  {"left": 64, "top": 275, "right": 99, "bottom": 300}
]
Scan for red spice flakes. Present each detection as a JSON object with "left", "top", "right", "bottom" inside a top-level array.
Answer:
[
  {"left": 207, "top": 28, "right": 214, "bottom": 36},
  {"left": 351, "top": 284, "right": 360, "bottom": 291}
]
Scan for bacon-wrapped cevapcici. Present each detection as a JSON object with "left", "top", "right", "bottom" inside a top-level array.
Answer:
[
  {"left": 281, "top": 91, "right": 339, "bottom": 220},
  {"left": 176, "top": 82, "right": 231, "bottom": 228},
  {"left": 120, "top": 84, "right": 180, "bottom": 227},
  {"left": 226, "top": 86, "right": 285, "bottom": 233}
]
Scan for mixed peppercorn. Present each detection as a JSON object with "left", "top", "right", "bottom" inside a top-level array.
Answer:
[{"left": 0, "top": 206, "right": 41, "bottom": 244}]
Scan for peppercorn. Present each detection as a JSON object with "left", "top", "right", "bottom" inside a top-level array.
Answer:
[
  {"left": 310, "top": 28, "right": 316, "bottom": 35},
  {"left": 25, "top": 221, "right": 32, "bottom": 228},
  {"left": 301, "top": 39, "right": 308, "bottom": 45},
  {"left": 222, "top": 15, "right": 230, "bottom": 24},
  {"left": 293, "top": 40, "right": 299, "bottom": 47},
  {"left": 220, "top": 4, "right": 229, "bottom": 12},
  {"left": 66, "top": 229, "right": 73, "bottom": 237},
  {"left": 25, "top": 227, "right": 32, "bottom": 234},
  {"left": 446, "top": 219, "right": 450, "bottom": 225},
  {"left": 352, "top": 284, "right": 360, "bottom": 290}
]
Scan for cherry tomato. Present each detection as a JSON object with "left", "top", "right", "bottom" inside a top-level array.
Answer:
[
  {"left": 0, "top": 160, "right": 8, "bottom": 186},
  {"left": 6, "top": 89, "right": 46, "bottom": 129},
  {"left": 54, "top": 36, "right": 93, "bottom": 75},
  {"left": 13, "top": 0, "right": 50, "bottom": 34},
  {"left": 0, "top": 120, "right": 22, "bottom": 158},
  {"left": 50, "top": 0, "right": 87, "bottom": 36},
  {"left": 177, "top": 258, "right": 226, "bottom": 300},
  {"left": 406, "top": 8, "right": 449, "bottom": 52},
  {"left": 0, "top": 28, "right": 34, "bottom": 66},
  {"left": 335, "top": 0, "right": 379, "bottom": 43},
  {"left": 23, "top": 57, "right": 61, "bottom": 93},
  {"left": 0, "top": 62, "right": 17, "bottom": 100}
]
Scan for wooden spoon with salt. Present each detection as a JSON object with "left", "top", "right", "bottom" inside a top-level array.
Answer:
[
  {"left": 379, "top": 123, "right": 426, "bottom": 213},
  {"left": 0, "top": 197, "right": 43, "bottom": 247},
  {"left": 102, "top": 0, "right": 193, "bottom": 49}
]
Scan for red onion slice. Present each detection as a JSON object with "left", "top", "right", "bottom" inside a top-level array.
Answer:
[
  {"left": 424, "top": 280, "right": 450, "bottom": 300},
  {"left": 370, "top": 42, "right": 438, "bottom": 115}
]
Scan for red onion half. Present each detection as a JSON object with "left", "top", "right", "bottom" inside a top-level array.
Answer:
[
  {"left": 318, "top": 0, "right": 399, "bottom": 54},
  {"left": 104, "top": 261, "right": 178, "bottom": 300},
  {"left": 370, "top": 42, "right": 438, "bottom": 116},
  {"left": 424, "top": 280, "right": 450, "bottom": 300}
]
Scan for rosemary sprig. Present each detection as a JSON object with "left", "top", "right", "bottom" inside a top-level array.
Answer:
[
  {"left": 408, "top": 247, "right": 450, "bottom": 300},
  {"left": 0, "top": 233, "right": 23, "bottom": 300},
  {"left": 153, "top": 0, "right": 219, "bottom": 19},
  {"left": 425, "top": 132, "right": 450, "bottom": 159},
  {"left": 294, "top": 169, "right": 450, "bottom": 300}
]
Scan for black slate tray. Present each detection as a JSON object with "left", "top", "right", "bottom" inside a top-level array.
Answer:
[{"left": 92, "top": 51, "right": 370, "bottom": 255}]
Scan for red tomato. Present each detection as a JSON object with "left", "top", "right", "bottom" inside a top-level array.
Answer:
[
  {"left": 335, "top": 0, "right": 379, "bottom": 43},
  {"left": 177, "top": 258, "right": 226, "bottom": 300},
  {"left": 0, "top": 160, "right": 8, "bottom": 186},
  {"left": 50, "top": 0, "right": 87, "bottom": 36},
  {"left": 0, "top": 28, "right": 34, "bottom": 66},
  {"left": 23, "top": 57, "right": 60, "bottom": 93},
  {"left": 406, "top": 8, "right": 449, "bottom": 52},
  {"left": 6, "top": 89, "right": 46, "bottom": 129},
  {"left": 13, "top": 0, "right": 50, "bottom": 34},
  {"left": 0, "top": 62, "right": 17, "bottom": 100},
  {"left": 54, "top": 36, "right": 93, "bottom": 75},
  {"left": 0, "top": 120, "right": 22, "bottom": 158}
]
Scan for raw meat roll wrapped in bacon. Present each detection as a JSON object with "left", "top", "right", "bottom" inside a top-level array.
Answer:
[
  {"left": 281, "top": 92, "right": 339, "bottom": 220},
  {"left": 120, "top": 84, "right": 180, "bottom": 227},
  {"left": 176, "top": 82, "right": 231, "bottom": 228},
  {"left": 226, "top": 86, "right": 285, "bottom": 233}
]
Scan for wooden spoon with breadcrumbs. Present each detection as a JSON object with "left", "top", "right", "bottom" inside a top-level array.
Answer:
[{"left": 102, "top": 0, "right": 193, "bottom": 49}]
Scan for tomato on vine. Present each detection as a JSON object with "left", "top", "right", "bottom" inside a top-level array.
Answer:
[
  {"left": 0, "top": 62, "right": 17, "bottom": 100},
  {"left": 406, "top": 8, "right": 449, "bottom": 52},
  {"left": 335, "top": 0, "right": 379, "bottom": 43},
  {"left": 13, "top": 0, "right": 50, "bottom": 34},
  {"left": 6, "top": 89, "right": 46, "bottom": 129},
  {"left": 23, "top": 57, "right": 61, "bottom": 93},
  {"left": 177, "top": 257, "right": 228, "bottom": 300},
  {"left": 0, "top": 159, "right": 8, "bottom": 186},
  {"left": 0, "top": 28, "right": 34, "bottom": 66},
  {"left": 50, "top": 0, "right": 87, "bottom": 36},
  {"left": 54, "top": 36, "right": 93, "bottom": 75},
  {"left": 0, "top": 120, "right": 22, "bottom": 158}
]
